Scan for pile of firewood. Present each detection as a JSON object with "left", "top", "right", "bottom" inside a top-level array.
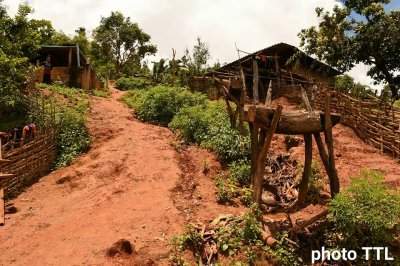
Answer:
[
  {"left": 182, "top": 208, "right": 330, "bottom": 265},
  {"left": 261, "top": 153, "right": 301, "bottom": 211}
]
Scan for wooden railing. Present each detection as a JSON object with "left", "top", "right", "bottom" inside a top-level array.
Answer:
[{"left": 315, "top": 87, "right": 400, "bottom": 158}]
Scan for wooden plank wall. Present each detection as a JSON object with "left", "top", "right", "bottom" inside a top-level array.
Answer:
[
  {"left": 315, "top": 87, "right": 400, "bottom": 158},
  {"left": 0, "top": 131, "right": 57, "bottom": 199}
]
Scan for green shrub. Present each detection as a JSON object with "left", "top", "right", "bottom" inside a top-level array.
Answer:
[
  {"left": 93, "top": 88, "right": 110, "bottom": 98},
  {"left": 307, "top": 162, "right": 324, "bottom": 203},
  {"left": 228, "top": 160, "right": 251, "bottom": 186},
  {"left": 169, "top": 104, "right": 209, "bottom": 144},
  {"left": 56, "top": 109, "right": 90, "bottom": 167},
  {"left": 215, "top": 174, "right": 240, "bottom": 204},
  {"left": 125, "top": 85, "right": 207, "bottom": 126},
  {"left": 115, "top": 77, "right": 151, "bottom": 90},
  {"left": 330, "top": 169, "right": 400, "bottom": 248},
  {"left": 201, "top": 122, "right": 250, "bottom": 164},
  {"left": 124, "top": 86, "right": 249, "bottom": 164},
  {"left": 240, "top": 186, "right": 253, "bottom": 206},
  {"left": 36, "top": 84, "right": 91, "bottom": 168}
]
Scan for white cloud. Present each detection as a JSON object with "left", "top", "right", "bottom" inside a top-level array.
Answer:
[
  {"left": 3, "top": 0, "right": 380, "bottom": 89},
  {"left": 347, "top": 64, "right": 384, "bottom": 92}
]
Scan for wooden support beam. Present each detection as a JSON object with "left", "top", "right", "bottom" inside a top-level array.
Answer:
[
  {"left": 258, "top": 78, "right": 266, "bottom": 103},
  {"left": 290, "top": 209, "right": 329, "bottom": 233},
  {"left": 275, "top": 52, "right": 281, "bottom": 89},
  {"left": 253, "top": 105, "right": 283, "bottom": 205},
  {"left": 244, "top": 105, "right": 341, "bottom": 135},
  {"left": 290, "top": 72, "right": 296, "bottom": 93},
  {"left": 300, "top": 86, "right": 312, "bottom": 111},
  {"left": 252, "top": 59, "right": 259, "bottom": 104},
  {"left": 68, "top": 47, "right": 73, "bottom": 68},
  {"left": 222, "top": 86, "right": 237, "bottom": 128},
  {"left": 238, "top": 67, "right": 246, "bottom": 135},
  {"left": 324, "top": 91, "right": 340, "bottom": 197},
  {"left": 296, "top": 133, "right": 312, "bottom": 204},
  {"left": 313, "top": 133, "right": 330, "bottom": 173},
  {"left": 0, "top": 173, "right": 15, "bottom": 179},
  {"left": 250, "top": 123, "right": 260, "bottom": 185},
  {"left": 265, "top": 80, "right": 272, "bottom": 107},
  {"left": 0, "top": 188, "right": 4, "bottom": 226}
]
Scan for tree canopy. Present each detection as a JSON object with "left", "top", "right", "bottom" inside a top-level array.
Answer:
[
  {"left": 0, "top": 3, "right": 50, "bottom": 114},
  {"left": 182, "top": 37, "right": 211, "bottom": 75},
  {"left": 299, "top": 0, "right": 400, "bottom": 99},
  {"left": 91, "top": 11, "right": 157, "bottom": 78}
]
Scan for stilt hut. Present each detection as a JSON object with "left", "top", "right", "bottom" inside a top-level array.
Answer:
[{"left": 213, "top": 43, "right": 342, "bottom": 209}]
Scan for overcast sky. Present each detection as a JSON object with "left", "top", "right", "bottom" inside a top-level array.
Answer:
[{"left": 3, "top": 0, "right": 397, "bottom": 90}]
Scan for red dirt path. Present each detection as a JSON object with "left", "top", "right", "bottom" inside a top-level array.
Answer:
[
  {"left": 1, "top": 92, "right": 400, "bottom": 265},
  {"left": 0, "top": 88, "right": 242, "bottom": 265}
]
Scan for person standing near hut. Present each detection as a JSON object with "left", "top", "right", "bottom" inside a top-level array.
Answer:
[{"left": 43, "top": 55, "right": 52, "bottom": 84}]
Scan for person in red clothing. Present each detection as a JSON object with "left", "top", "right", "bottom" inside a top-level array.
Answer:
[{"left": 43, "top": 55, "right": 52, "bottom": 84}]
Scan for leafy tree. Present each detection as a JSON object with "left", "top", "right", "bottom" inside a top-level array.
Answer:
[
  {"left": 182, "top": 37, "right": 211, "bottom": 75},
  {"left": 48, "top": 31, "right": 72, "bottom": 46},
  {"left": 329, "top": 74, "right": 375, "bottom": 97},
  {"left": 329, "top": 74, "right": 355, "bottom": 90},
  {"left": 299, "top": 0, "right": 400, "bottom": 99},
  {"left": 91, "top": 11, "right": 157, "bottom": 78},
  {"left": 72, "top": 27, "right": 91, "bottom": 55},
  {"left": 152, "top": 58, "right": 168, "bottom": 83},
  {"left": 0, "top": 3, "right": 45, "bottom": 114}
]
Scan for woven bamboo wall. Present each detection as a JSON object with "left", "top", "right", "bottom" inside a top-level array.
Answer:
[
  {"left": 0, "top": 131, "right": 56, "bottom": 199},
  {"left": 315, "top": 88, "right": 400, "bottom": 158}
]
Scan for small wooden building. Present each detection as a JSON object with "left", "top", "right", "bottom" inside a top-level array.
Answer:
[
  {"left": 213, "top": 42, "right": 341, "bottom": 102},
  {"left": 32, "top": 44, "right": 103, "bottom": 90}
]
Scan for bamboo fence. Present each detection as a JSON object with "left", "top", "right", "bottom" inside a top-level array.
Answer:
[
  {"left": 0, "top": 131, "right": 57, "bottom": 199},
  {"left": 314, "top": 87, "right": 400, "bottom": 158},
  {"left": 0, "top": 92, "right": 57, "bottom": 199}
]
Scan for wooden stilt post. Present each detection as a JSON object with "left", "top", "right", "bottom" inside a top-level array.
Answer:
[
  {"left": 296, "top": 134, "right": 312, "bottom": 204},
  {"left": 252, "top": 59, "right": 259, "bottom": 104},
  {"left": 253, "top": 105, "right": 283, "bottom": 205},
  {"left": 0, "top": 188, "right": 4, "bottom": 226},
  {"left": 313, "top": 133, "right": 330, "bottom": 172},
  {"left": 258, "top": 78, "right": 266, "bottom": 103},
  {"left": 275, "top": 52, "right": 281, "bottom": 90},
  {"left": 265, "top": 80, "right": 272, "bottom": 107},
  {"left": 324, "top": 91, "right": 340, "bottom": 197},
  {"left": 250, "top": 123, "right": 260, "bottom": 185},
  {"left": 239, "top": 68, "right": 247, "bottom": 135}
]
